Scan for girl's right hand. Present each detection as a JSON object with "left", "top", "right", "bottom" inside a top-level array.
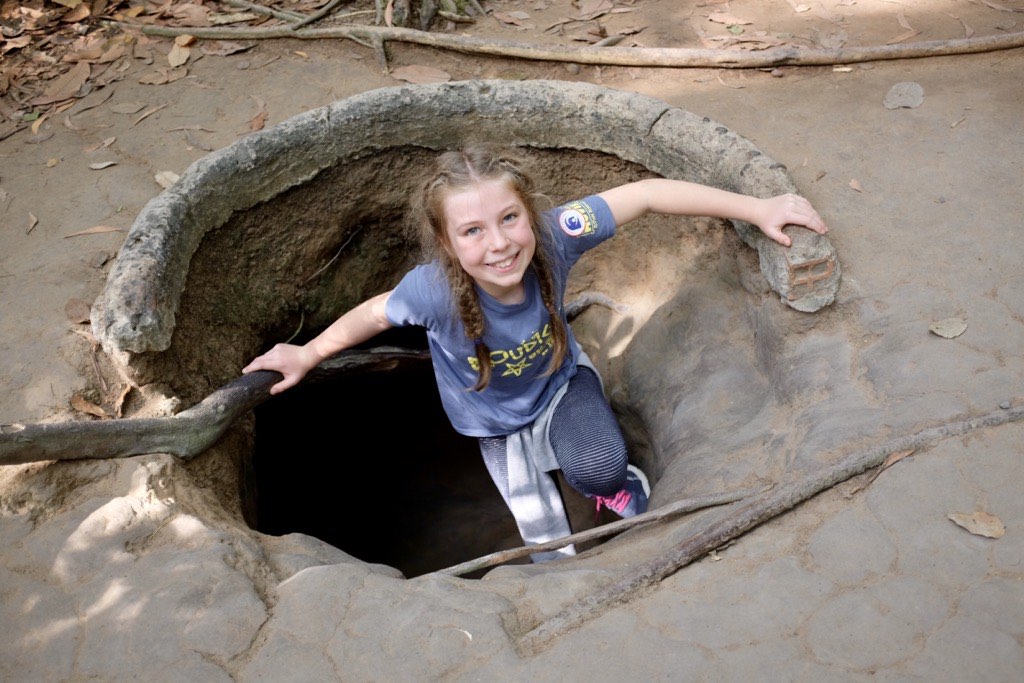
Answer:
[{"left": 242, "top": 343, "right": 319, "bottom": 395}]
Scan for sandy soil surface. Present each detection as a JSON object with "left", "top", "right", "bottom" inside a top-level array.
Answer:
[{"left": 2, "top": 1, "right": 1023, "bottom": 680}]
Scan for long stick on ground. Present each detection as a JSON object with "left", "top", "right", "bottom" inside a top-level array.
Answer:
[
  {"left": 0, "top": 347, "right": 429, "bottom": 466},
  {"left": 291, "top": 0, "right": 348, "bottom": 29},
  {"left": 438, "top": 483, "right": 773, "bottom": 577},
  {"left": 223, "top": 0, "right": 305, "bottom": 22},
  {"left": 515, "top": 403, "right": 1024, "bottom": 655},
  {"left": 108, "top": 22, "right": 1024, "bottom": 70}
]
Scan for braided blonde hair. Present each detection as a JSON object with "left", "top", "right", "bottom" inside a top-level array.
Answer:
[{"left": 413, "top": 144, "right": 569, "bottom": 392}]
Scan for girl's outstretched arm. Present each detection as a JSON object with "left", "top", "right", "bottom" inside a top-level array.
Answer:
[
  {"left": 597, "top": 179, "right": 828, "bottom": 247},
  {"left": 242, "top": 290, "right": 394, "bottom": 394}
]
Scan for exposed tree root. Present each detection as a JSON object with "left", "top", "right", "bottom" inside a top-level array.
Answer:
[
  {"left": 291, "top": 0, "right": 348, "bottom": 29},
  {"left": 108, "top": 21, "right": 1024, "bottom": 71},
  {"left": 515, "top": 403, "right": 1024, "bottom": 655},
  {"left": 223, "top": 0, "right": 305, "bottom": 23},
  {"left": 565, "top": 291, "right": 628, "bottom": 321},
  {"left": 0, "top": 347, "right": 429, "bottom": 467},
  {"left": 437, "top": 483, "right": 773, "bottom": 577}
]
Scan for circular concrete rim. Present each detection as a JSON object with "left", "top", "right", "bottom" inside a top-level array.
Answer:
[{"left": 92, "top": 79, "right": 839, "bottom": 357}]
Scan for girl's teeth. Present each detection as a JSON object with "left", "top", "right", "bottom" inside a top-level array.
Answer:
[{"left": 493, "top": 256, "right": 514, "bottom": 268}]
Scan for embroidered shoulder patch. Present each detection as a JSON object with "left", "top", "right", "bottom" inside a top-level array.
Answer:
[{"left": 557, "top": 201, "right": 597, "bottom": 238}]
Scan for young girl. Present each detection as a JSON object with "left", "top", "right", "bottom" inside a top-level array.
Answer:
[{"left": 243, "top": 144, "right": 828, "bottom": 562}]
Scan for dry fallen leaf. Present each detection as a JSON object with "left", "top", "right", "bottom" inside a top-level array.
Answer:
[
  {"left": 89, "top": 161, "right": 117, "bottom": 170},
  {"left": 293, "top": 51, "right": 309, "bottom": 59},
  {"left": 64, "top": 298, "right": 92, "bottom": 323},
  {"left": 113, "top": 383, "right": 133, "bottom": 418},
  {"left": 887, "top": 15, "right": 921, "bottom": 45},
  {"left": 111, "top": 102, "right": 147, "bottom": 115},
  {"left": 99, "top": 44, "right": 126, "bottom": 65},
  {"left": 493, "top": 10, "right": 530, "bottom": 27},
  {"left": 979, "top": 0, "right": 1022, "bottom": 12},
  {"left": 64, "top": 225, "right": 124, "bottom": 238},
  {"left": 184, "top": 129, "right": 213, "bottom": 151},
  {"left": 31, "top": 113, "right": 49, "bottom": 136},
  {"left": 168, "top": 43, "right": 190, "bottom": 68},
  {"left": 155, "top": 171, "right": 180, "bottom": 189},
  {"left": 879, "top": 449, "right": 916, "bottom": 471},
  {"left": 46, "top": 158, "right": 61, "bottom": 168},
  {"left": 948, "top": 511, "right": 1005, "bottom": 539},
  {"left": 133, "top": 104, "right": 169, "bottom": 127},
  {"left": 138, "top": 68, "right": 188, "bottom": 86},
  {"left": 390, "top": 64, "right": 451, "bottom": 84},
  {"left": 709, "top": 12, "right": 752, "bottom": 25},
  {"left": 64, "top": 4, "right": 90, "bottom": 22},
  {"left": 70, "top": 88, "right": 115, "bottom": 116},
  {"left": 815, "top": 30, "right": 848, "bottom": 50},
  {"left": 175, "top": 34, "right": 197, "bottom": 47},
  {"left": 246, "top": 96, "right": 268, "bottom": 131},
  {"left": 27, "top": 212, "right": 38, "bottom": 234},
  {"left": 249, "top": 110, "right": 267, "bottom": 131},
  {"left": 929, "top": 317, "right": 967, "bottom": 339},
  {"left": 577, "top": 0, "right": 612, "bottom": 20},
  {"left": 845, "top": 448, "right": 916, "bottom": 497},
  {"left": 849, "top": 179, "right": 863, "bottom": 192},
  {"left": 884, "top": 81, "right": 925, "bottom": 109},
  {"left": 83, "top": 137, "right": 117, "bottom": 153},
  {"left": 170, "top": 3, "right": 212, "bottom": 25},
  {"left": 209, "top": 12, "right": 260, "bottom": 25},
  {"left": 71, "top": 394, "right": 110, "bottom": 418},
  {"left": 31, "top": 61, "right": 90, "bottom": 106},
  {"left": 201, "top": 41, "right": 256, "bottom": 56}
]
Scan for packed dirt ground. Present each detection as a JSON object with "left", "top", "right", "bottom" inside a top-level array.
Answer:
[{"left": 2, "top": 0, "right": 1023, "bottom": 680}]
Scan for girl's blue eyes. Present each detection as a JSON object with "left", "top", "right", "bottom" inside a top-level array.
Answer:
[{"left": 463, "top": 214, "right": 518, "bottom": 236}]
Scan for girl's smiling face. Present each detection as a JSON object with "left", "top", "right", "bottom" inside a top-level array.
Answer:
[{"left": 442, "top": 178, "right": 536, "bottom": 305}]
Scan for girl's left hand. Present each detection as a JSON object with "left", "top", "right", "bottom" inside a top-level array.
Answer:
[{"left": 754, "top": 194, "right": 829, "bottom": 247}]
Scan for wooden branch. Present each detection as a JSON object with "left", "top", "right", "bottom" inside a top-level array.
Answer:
[
  {"left": 565, "top": 291, "right": 628, "bottom": 321},
  {"left": 106, "top": 21, "right": 1024, "bottom": 70},
  {"left": 223, "top": 0, "right": 305, "bottom": 23},
  {"left": 0, "top": 347, "right": 429, "bottom": 467},
  {"left": 291, "top": 0, "right": 347, "bottom": 29},
  {"left": 437, "top": 483, "right": 772, "bottom": 577},
  {"left": 515, "top": 403, "right": 1024, "bottom": 655},
  {"left": 438, "top": 10, "right": 475, "bottom": 24}
]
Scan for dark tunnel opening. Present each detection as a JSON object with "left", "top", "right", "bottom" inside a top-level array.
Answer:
[{"left": 250, "top": 328, "right": 527, "bottom": 578}]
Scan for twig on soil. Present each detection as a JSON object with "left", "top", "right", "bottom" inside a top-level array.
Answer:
[
  {"left": 0, "top": 347, "right": 430, "bottom": 467},
  {"left": 291, "top": 0, "right": 348, "bottom": 29},
  {"left": 437, "top": 483, "right": 773, "bottom": 577},
  {"left": 514, "top": 403, "right": 1024, "bottom": 655},
  {"left": 565, "top": 292, "right": 629, "bottom": 321},
  {"left": 106, "top": 21, "right": 1024, "bottom": 71},
  {"left": 283, "top": 311, "right": 305, "bottom": 344},
  {"left": 301, "top": 227, "right": 364, "bottom": 284},
  {"left": 438, "top": 10, "right": 475, "bottom": 24},
  {"left": 88, "top": 344, "right": 109, "bottom": 395},
  {"left": 223, "top": 0, "right": 304, "bottom": 23}
]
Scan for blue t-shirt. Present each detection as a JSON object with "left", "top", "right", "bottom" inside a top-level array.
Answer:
[{"left": 385, "top": 195, "right": 617, "bottom": 437}]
